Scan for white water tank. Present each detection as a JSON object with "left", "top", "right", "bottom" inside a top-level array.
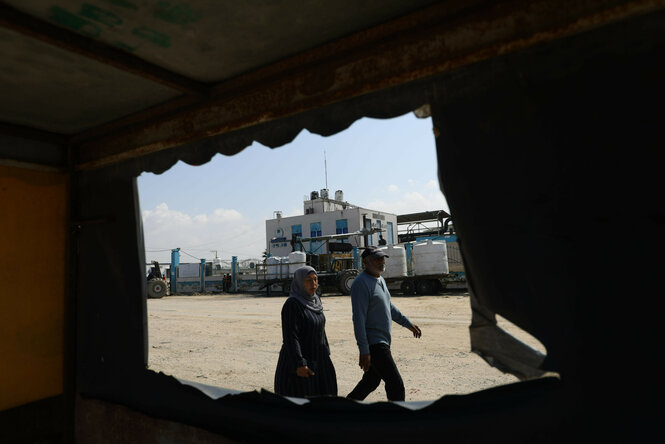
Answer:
[
  {"left": 280, "top": 256, "right": 291, "bottom": 279},
  {"left": 267, "top": 256, "right": 281, "bottom": 279},
  {"left": 380, "top": 244, "right": 407, "bottom": 278},
  {"left": 288, "top": 251, "right": 306, "bottom": 275},
  {"left": 413, "top": 239, "right": 449, "bottom": 276},
  {"left": 335, "top": 190, "right": 344, "bottom": 201}
]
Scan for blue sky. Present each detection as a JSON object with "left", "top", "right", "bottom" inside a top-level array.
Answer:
[{"left": 138, "top": 112, "right": 448, "bottom": 264}]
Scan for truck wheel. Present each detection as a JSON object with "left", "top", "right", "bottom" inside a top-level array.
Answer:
[
  {"left": 147, "top": 279, "right": 166, "bottom": 299},
  {"left": 400, "top": 280, "right": 415, "bottom": 295},
  {"left": 337, "top": 271, "right": 356, "bottom": 295},
  {"left": 416, "top": 279, "right": 435, "bottom": 295}
]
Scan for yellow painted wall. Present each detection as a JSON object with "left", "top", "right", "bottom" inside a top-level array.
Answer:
[{"left": 0, "top": 164, "right": 67, "bottom": 411}]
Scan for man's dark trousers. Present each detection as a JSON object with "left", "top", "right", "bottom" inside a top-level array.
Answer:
[{"left": 347, "top": 343, "right": 405, "bottom": 401}]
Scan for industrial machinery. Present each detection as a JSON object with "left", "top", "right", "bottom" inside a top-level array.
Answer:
[
  {"left": 257, "top": 225, "right": 464, "bottom": 296},
  {"left": 146, "top": 260, "right": 168, "bottom": 299},
  {"left": 258, "top": 228, "right": 385, "bottom": 296}
]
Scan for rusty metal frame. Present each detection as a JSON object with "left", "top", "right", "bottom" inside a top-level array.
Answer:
[
  {"left": 23, "top": 0, "right": 662, "bottom": 171},
  {"left": 0, "top": 121, "right": 69, "bottom": 146}
]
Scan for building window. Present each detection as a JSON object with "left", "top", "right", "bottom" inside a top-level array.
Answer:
[
  {"left": 335, "top": 219, "right": 348, "bottom": 234},
  {"left": 310, "top": 222, "right": 323, "bottom": 253},
  {"left": 387, "top": 222, "right": 394, "bottom": 245},
  {"left": 291, "top": 225, "right": 303, "bottom": 250},
  {"left": 310, "top": 222, "right": 322, "bottom": 237}
]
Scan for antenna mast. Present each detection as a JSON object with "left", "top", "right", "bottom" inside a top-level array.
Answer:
[{"left": 324, "top": 148, "right": 328, "bottom": 190}]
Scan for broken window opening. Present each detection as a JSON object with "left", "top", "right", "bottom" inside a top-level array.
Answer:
[{"left": 138, "top": 111, "right": 549, "bottom": 404}]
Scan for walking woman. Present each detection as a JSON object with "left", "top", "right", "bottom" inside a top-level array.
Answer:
[{"left": 274, "top": 266, "right": 337, "bottom": 397}]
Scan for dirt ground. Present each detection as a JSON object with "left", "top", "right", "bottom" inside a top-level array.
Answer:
[{"left": 147, "top": 291, "right": 546, "bottom": 403}]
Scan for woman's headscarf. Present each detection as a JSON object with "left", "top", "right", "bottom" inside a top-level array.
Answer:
[{"left": 289, "top": 266, "right": 323, "bottom": 312}]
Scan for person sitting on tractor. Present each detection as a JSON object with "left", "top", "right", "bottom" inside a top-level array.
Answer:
[{"left": 147, "top": 261, "right": 162, "bottom": 280}]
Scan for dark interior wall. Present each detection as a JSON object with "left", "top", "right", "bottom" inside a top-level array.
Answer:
[
  {"left": 68, "top": 9, "right": 664, "bottom": 443},
  {"left": 73, "top": 168, "right": 148, "bottom": 393}
]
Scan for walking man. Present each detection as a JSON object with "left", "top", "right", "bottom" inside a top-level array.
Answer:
[{"left": 347, "top": 246, "right": 422, "bottom": 402}]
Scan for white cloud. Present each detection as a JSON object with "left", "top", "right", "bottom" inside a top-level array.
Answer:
[
  {"left": 424, "top": 179, "right": 439, "bottom": 190},
  {"left": 210, "top": 208, "right": 243, "bottom": 222},
  {"left": 283, "top": 206, "right": 303, "bottom": 217},
  {"left": 387, "top": 184, "right": 399, "bottom": 192},
  {"left": 142, "top": 203, "right": 265, "bottom": 264}
]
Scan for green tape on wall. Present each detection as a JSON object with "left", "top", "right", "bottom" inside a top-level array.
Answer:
[
  {"left": 80, "top": 4, "right": 123, "bottom": 27},
  {"left": 132, "top": 26, "right": 171, "bottom": 47},
  {"left": 154, "top": 2, "right": 201, "bottom": 25},
  {"left": 50, "top": 6, "right": 100, "bottom": 37}
]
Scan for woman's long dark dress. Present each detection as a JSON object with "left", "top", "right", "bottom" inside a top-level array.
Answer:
[{"left": 274, "top": 297, "right": 337, "bottom": 397}]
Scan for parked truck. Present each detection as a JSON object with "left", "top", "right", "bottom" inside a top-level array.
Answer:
[
  {"left": 162, "top": 223, "right": 465, "bottom": 296},
  {"left": 256, "top": 227, "right": 465, "bottom": 296}
]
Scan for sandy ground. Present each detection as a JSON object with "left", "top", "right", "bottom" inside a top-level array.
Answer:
[{"left": 147, "top": 291, "right": 546, "bottom": 403}]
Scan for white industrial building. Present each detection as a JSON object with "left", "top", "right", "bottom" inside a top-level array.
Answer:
[{"left": 265, "top": 189, "right": 397, "bottom": 257}]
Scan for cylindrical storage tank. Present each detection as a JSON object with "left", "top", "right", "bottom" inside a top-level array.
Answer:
[
  {"left": 335, "top": 190, "right": 344, "bottom": 201},
  {"left": 380, "top": 244, "right": 407, "bottom": 279},
  {"left": 267, "top": 256, "right": 281, "bottom": 279},
  {"left": 320, "top": 188, "right": 329, "bottom": 199},
  {"left": 288, "top": 251, "right": 306, "bottom": 276},
  {"left": 310, "top": 190, "right": 319, "bottom": 200},
  {"left": 279, "top": 256, "right": 291, "bottom": 279},
  {"left": 413, "top": 239, "right": 449, "bottom": 276}
]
